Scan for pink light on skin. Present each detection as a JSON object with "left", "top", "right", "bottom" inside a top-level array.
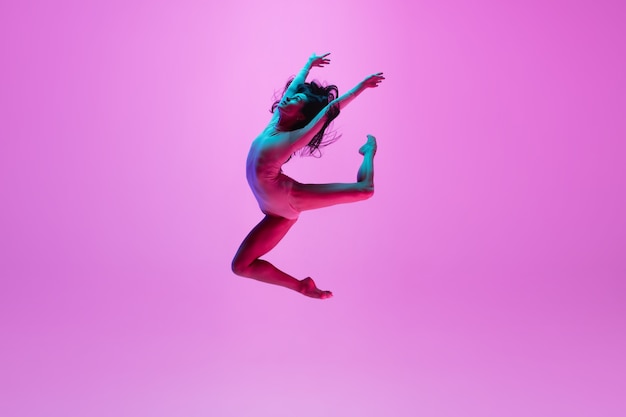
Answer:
[
  {"left": 232, "top": 53, "right": 384, "bottom": 299},
  {"left": 1, "top": 1, "right": 624, "bottom": 416}
]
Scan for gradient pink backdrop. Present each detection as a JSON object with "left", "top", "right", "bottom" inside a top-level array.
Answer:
[{"left": 1, "top": 1, "right": 625, "bottom": 416}]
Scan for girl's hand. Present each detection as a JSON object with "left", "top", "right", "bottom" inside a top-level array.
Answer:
[
  {"left": 360, "top": 72, "right": 385, "bottom": 89},
  {"left": 309, "top": 52, "right": 331, "bottom": 68}
]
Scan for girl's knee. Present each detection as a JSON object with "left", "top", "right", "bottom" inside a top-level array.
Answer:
[
  {"left": 231, "top": 255, "right": 249, "bottom": 276},
  {"left": 359, "top": 184, "right": 374, "bottom": 199}
]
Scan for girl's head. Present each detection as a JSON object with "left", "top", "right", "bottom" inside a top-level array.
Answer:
[{"left": 271, "top": 78, "right": 340, "bottom": 156}]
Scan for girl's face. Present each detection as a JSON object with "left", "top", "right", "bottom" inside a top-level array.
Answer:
[{"left": 278, "top": 93, "right": 307, "bottom": 118}]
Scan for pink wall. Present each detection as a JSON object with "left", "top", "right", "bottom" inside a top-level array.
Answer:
[{"left": 1, "top": 0, "right": 624, "bottom": 416}]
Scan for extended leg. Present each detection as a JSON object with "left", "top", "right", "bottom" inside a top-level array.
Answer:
[
  {"left": 231, "top": 215, "right": 332, "bottom": 299},
  {"left": 290, "top": 135, "right": 377, "bottom": 212}
]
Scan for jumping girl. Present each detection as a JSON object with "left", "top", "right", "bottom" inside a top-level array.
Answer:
[{"left": 231, "top": 52, "right": 385, "bottom": 299}]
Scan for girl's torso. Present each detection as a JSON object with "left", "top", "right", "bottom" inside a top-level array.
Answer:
[
  {"left": 246, "top": 121, "right": 294, "bottom": 184},
  {"left": 245, "top": 121, "right": 302, "bottom": 219}
]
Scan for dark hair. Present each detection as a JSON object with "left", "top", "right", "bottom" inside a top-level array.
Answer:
[{"left": 271, "top": 78, "right": 341, "bottom": 157}]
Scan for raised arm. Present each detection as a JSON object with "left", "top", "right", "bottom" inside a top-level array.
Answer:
[
  {"left": 283, "top": 53, "right": 331, "bottom": 98},
  {"left": 289, "top": 72, "right": 385, "bottom": 149},
  {"left": 333, "top": 72, "right": 385, "bottom": 109}
]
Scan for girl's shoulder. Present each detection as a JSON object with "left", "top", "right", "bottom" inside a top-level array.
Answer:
[{"left": 252, "top": 126, "right": 297, "bottom": 163}]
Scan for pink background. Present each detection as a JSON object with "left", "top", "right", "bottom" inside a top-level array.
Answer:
[{"left": 1, "top": 1, "right": 625, "bottom": 416}]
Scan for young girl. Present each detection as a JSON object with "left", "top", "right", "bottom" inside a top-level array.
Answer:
[{"left": 232, "top": 52, "right": 384, "bottom": 299}]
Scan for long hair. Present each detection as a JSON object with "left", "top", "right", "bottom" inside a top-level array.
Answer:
[{"left": 270, "top": 78, "right": 340, "bottom": 157}]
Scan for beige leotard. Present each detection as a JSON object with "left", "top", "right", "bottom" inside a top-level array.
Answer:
[{"left": 246, "top": 131, "right": 300, "bottom": 220}]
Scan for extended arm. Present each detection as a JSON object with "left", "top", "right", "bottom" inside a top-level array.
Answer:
[
  {"left": 289, "top": 72, "right": 385, "bottom": 149},
  {"left": 284, "top": 53, "right": 331, "bottom": 98},
  {"left": 334, "top": 83, "right": 366, "bottom": 109}
]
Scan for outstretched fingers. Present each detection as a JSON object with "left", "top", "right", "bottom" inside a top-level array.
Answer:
[
  {"left": 311, "top": 52, "right": 331, "bottom": 67},
  {"left": 362, "top": 72, "right": 385, "bottom": 88}
]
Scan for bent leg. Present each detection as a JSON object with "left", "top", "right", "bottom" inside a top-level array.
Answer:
[
  {"left": 290, "top": 135, "right": 376, "bottom": 212},
  {"left": 231, "top": 215, "right": 332, "bottom": 298},
  {"left": 232, "top": 215, "right": 299, "bottom": 290}
]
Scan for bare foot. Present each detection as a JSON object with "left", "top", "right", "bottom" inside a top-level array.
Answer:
[
  {"left": 359, "top": 134, "right": 377, "bottom": 155},
  {"left": 299, "top": 277, "right": 333, "bottom": 299}
]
